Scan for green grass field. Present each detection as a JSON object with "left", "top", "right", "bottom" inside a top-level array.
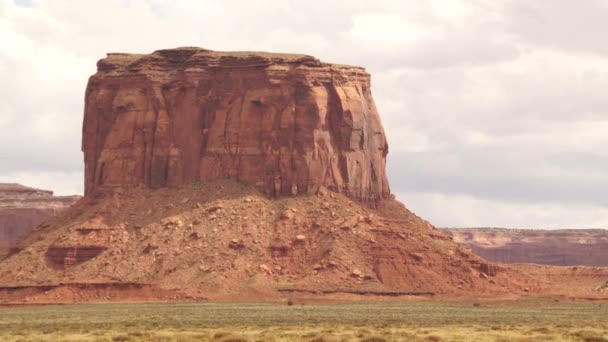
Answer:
[{"left": 0, "top": 300, "right": 607, "bottom": 341}]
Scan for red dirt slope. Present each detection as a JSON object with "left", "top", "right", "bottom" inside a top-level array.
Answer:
[{"left": 0, "top": 181, "right": 539, "bottom": 303}]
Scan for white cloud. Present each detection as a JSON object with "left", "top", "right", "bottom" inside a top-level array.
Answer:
[
  {"left": 0, "top": 170, "right": 83, "bottom": 196},
  {"left": 347, "top": 12, "right": 436, "bottom": 47},
  {"left": 1, "top": 0, "right": 607, "bottom": 228},
  {"left": 428, "top": 0, "right": 472, "bottom": 22},
  {"left": 397, "top": 191, "right": 608, "bottom": 228}
]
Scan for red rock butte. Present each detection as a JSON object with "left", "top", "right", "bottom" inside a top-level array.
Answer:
[
  {"left": 2, "top": 47, "right": 606, "bottom": 304},
  {"left": 83, "top": 47, "right": 390, "bottom": 201}
]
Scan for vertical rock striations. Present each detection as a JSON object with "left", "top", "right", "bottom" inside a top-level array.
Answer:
[{"left": 83, "top": 48, "right": 390, "bottom": 201}]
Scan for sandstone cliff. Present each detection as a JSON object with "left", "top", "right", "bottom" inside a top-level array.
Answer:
[
  {"left": 83, "top": 48, "right": 390, "bottom": 201},
  {"left": 0, "top": 184, "right": 80, "bottom": 250},
  {"left": 1, "top": 48, "right": 601, "bottom": 304},
  {"left": 445, "top": 228, "right": 608, "bottom": 266}
]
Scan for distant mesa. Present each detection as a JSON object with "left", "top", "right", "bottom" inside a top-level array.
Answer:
[
  {"left": 0, "top": 183, "right": 80, "bottom": 250},
  {"left": 445, "top": 228, "right": 608, "bottom": 267},
  {"left": 0, "top": 48, "right": 605, "bottom": 304}
]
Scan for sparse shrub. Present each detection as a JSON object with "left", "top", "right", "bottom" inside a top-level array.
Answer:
[
  {"left": 111, "top": 335, "right": 131, "bottom": 342},
  {"left": 361, "top": 337, "right": 387, "bottom": 342},
  {"left": 583, "top": 337, "right": 608, "bottom": 342},
  {"left": 572, "top": 330, "right": 608, "bottom": 342},
  {"left": 528, "top": 327, "right": 550, "bottom": 334},
  {"left": 426, "top": 336, "right": 441, "bottom": 342},
  {"left": 214, "top": 332, "right": 230, "bottom": 339},
  {"left": 309, "top": 337, "right": 330, "bottom": 342},
  {"left": 356, "top": 329, "right": 372, "bottom": 337},
  {"left": 287, "top": 299, "right": 294, "bottom": 306}
]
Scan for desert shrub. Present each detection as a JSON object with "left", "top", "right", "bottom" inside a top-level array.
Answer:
[
  {"left": 361, "top": 337, "right": 387, "bottom": 342},
  {"left": 214, "top": 332, "right": 230, "bottom": 339},
  {"left": 309, "top": 337, "right": 331, "bottom": 342},
  {"left": 572, "top": 330, "right": 608, "bottom": 342},
  {"left": 528, "top": 327, "right": 550, "bottom": 334},
  {"left": 111, "top": 335, "right": 132, "bottom": 342}
]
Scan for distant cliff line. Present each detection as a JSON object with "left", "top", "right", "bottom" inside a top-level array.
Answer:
[{"left": 443, "top": 227, "right": 608, "bottom": 267}]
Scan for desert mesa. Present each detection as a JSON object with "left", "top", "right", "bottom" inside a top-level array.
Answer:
[{"left": 0, "top": 48, "right": 606, "bottom": 304}]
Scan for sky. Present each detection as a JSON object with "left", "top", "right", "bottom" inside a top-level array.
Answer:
[{"left": 1, "top": 0, "right": 608, "bottom": 228}]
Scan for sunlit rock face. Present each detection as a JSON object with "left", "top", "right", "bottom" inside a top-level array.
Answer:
[{"left": 83, "top": 48, "right": 390, "bottom": 201}]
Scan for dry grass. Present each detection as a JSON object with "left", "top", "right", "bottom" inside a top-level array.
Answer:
[{"left": 0, "top": 300, "right": 607, "bottom": 341}]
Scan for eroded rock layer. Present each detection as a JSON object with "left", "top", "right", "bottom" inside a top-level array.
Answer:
[
  {"left": 0, "top": 181, "right": 539, "bottom": 302},
  {"left": 83, "top": 48, "right": 390, "bottom": 201},
  {"left": 2, "top": 48, "right": 604, "bottom": 304},
  {"left": 0, "top": 184, "right": 80, "bottom": 250}
]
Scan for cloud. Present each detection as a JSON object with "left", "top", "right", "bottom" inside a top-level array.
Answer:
[
  {"left": 504, "top": 0, "right": 608, "bottom": 55},
  {"left": 396, "top": 191, "right": 608, "bottom": 228},
  {"left": 1, "top": 0, "right": 607, "bottom": 227}
]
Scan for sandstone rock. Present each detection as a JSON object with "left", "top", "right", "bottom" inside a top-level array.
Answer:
[
  {"left": 229, "top": 239, "right": 244, "bottom": 249},
  {"left": 280, "top": 210, "right": 295, "bottom": 220},
  {"left": 0, "top": 47, "right": 559, "bottom": 304},
  {"left": 207, "top": 204, "right": 224, "bottom": 212},
  {"left": 410, "top": 252, "right": 424, "bottom": 262},
  {"left": 259, "top": 264, "right": 273, "bottom": 275},
  {"left": 83, "top": 48, "right": 390, "bottom": 202},
  {"left": 341, "top": 216, "right": 360, "bottom": 230}
]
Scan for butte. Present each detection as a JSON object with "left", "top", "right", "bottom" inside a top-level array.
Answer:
[{"left": 0, "top": 48, "right": 539, "bottom": 303}]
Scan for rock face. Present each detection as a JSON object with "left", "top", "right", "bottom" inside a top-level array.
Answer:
[
  {"left": 0, "top": 181, "right": 537, "bottom": 303},
  {"left": 0, "top": 184, "right": 80, "bottom": 250},
  {"left": 4, "top": 48, "right": 600, "bottom": 304},
  {"left": 445, "top": 228, "right": 608, "bottom": 267},
  {"left": 83, "top": 48, "right": 390, "bottom": 201}
]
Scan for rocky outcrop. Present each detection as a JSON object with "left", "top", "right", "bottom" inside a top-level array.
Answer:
[
  {"left": 0, "top": 180, "right": 537, "bottom": 302},
  {"left": 4, "top": 48, "right": 600, "bottom": 304},
  {"left": 0, "top": 184, "right": 80, "bottom": 250},
  {"left": 445, "top": 228, "right": 608, "bottom": 267},
  {"left": 82, "top": 48, "right": 390, "bottom": 201}
]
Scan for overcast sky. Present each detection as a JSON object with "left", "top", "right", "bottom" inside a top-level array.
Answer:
[{"left": 2, "top": 0, "right": 608, "bottom": 228}]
